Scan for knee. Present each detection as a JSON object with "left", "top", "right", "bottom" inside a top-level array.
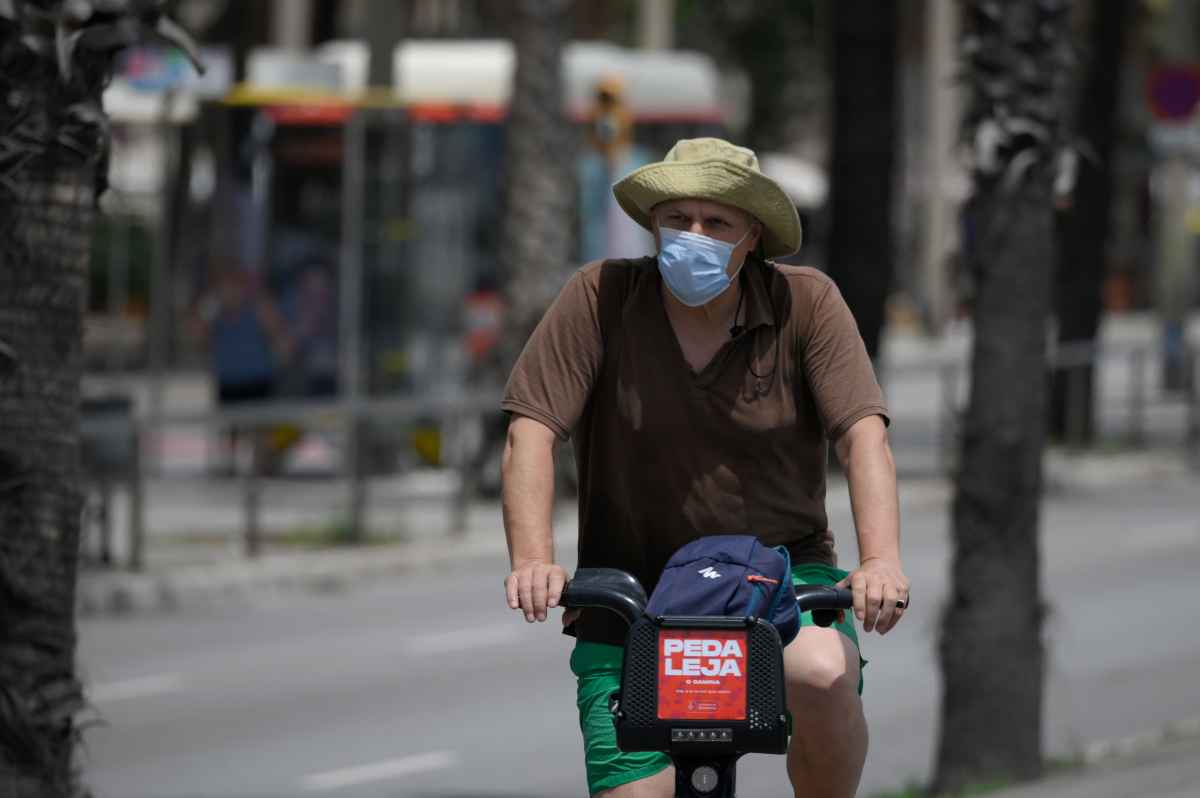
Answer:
[{"left": 784, "top": 630, "right": 860, "bottom": 703}]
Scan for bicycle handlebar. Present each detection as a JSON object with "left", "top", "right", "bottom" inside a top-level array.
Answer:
[
  {"left": 560, "top": 568, "right": 647, "bottom": 627},
  {"left": 561, "top": 569, "right": 893, "bottom": 628}
]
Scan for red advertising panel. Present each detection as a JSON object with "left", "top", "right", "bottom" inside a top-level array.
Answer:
[{"left": 657, "top": 629, "right": 748, "bottom": 721}]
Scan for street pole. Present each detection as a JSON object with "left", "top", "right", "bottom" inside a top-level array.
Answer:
[
  {"left": 637, "top": 0, "right": 675, "bottom": 51},
  {"left": 1154, "top": 155, "right": 1193, "bottom": 389},
  {"left": 107, "top": 208, "right": 129, "bottom": 372},
  {"left": 147, "top": 91, "right": 180, "bottom": 473},
  {"left": 1152, "top": 0, "right": 1200, "bottom": 391},
  {"left": 921, "top": 0, "right": 958, "bottom": 335},
  {"left": 340, "top": 110, "right": 367, "bottom": 542},
  {"left": 270, "top": 0, "right": 313, "bottom": 50}
]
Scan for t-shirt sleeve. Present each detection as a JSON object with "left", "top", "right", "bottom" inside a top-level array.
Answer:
[
  {"left": 501, "top": 268, "right": 603, "bottom": 440},
  {"left": 800, "top": 278, "right": 890, "bottom": 440}
]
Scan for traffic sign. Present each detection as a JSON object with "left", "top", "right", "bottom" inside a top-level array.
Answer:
[{"left": 1147, "top": 64, "right": 1200, "bottom": 122}]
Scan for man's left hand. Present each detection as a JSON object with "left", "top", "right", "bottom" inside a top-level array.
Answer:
[{"left": 837, "top": 557, "right": 910, "bottom": 635}]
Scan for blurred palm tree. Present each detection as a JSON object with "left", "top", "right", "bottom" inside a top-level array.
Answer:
[
  {"left": 456, "top": 0, "right": 575, "bottom": 510},
  {"left": 934, "top": 0, "right": 1074, "bottom": 793},
  {"left": 496, "top": 0, "right": 576, "bottom": 357},
  {"left": 0, "top": 3, "right": 197, "bottom": 793}
]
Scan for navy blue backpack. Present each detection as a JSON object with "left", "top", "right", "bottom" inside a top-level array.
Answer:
[{"left": 645, "top": 535, "right": 800, "bottom": 646}]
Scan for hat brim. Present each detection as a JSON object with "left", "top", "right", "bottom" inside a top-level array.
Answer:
[{"left": 612, "top": 159, "right": 802, "bottom": 258}]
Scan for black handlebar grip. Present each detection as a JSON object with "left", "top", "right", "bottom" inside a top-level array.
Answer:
[
  {"left": 560, "top": 568, "right": 648, "bottom": 628},
  {"left": 793, "top": 585, "right": 854, "bottom": 613},
  {"left": 794, "top": 585, "right": 853, "bottom": 629}
]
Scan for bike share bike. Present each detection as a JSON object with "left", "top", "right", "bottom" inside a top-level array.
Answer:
[{"left": 561, "top": 558, "right": 905, "bottom": 798}]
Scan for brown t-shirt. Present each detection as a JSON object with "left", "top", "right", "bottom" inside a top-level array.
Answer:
[{"left": 502, "top": 256, "right": 889, "bottom": 645}]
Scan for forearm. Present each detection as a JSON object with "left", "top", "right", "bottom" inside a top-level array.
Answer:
[
  {"left": 838, "top": 420, "right": 901, "bottom": 565},
  {"left": 501, "top": 418, "right": 557, "bottom": 568}
]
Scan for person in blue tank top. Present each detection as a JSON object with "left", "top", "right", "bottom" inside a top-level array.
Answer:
[{"left": 196, "top": 268, "right": 292, "bottom": 474}]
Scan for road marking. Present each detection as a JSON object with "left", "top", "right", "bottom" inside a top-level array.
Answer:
[
  {"left": 89, "top": 673, "right": 185, "bottom": 703},
  {"left": 403, "top": 624, "right": 521, "bottom": 656},
  {"left": 302, "top": 750, "right": 457, "bottom": 791}
]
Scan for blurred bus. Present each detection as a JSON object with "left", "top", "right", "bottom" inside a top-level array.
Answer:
[{"left": 216, "top": 40, "right": 726, "bottom": 399}]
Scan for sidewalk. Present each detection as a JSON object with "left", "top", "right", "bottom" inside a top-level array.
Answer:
[
  {"left": 986, "top": 720, "right": 1200, "bottom": 798},
  {"left": 75, "top": 477, "right": 554, "bottom": 616}
]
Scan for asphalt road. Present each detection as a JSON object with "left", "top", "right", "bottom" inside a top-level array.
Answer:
[{"left": 77, "top": 475, "right": 1200, "bottom": 798}]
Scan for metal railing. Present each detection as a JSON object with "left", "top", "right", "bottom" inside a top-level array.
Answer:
[
  {"left": 934, "top": 340, "right": 1200, "bottom": 474},
  {"left": 81, "top": 341, "right": 1199, "bottom": 571},
  {"left": 82, "top": 390, "right": 504, "bottom": 571}
]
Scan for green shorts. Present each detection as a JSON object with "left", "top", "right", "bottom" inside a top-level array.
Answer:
[{"left": 570, "top": 562, "right": 865, "bottom": 795}]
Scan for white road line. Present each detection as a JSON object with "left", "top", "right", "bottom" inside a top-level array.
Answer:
[
  {"left": 404, "top": 624, "right": 521, "bottom": 656},
  {"left": 88, "top": 673, "right": 185, "bottom": 703},
  {"left": 302, "top": 750, "right": 457, "bottom": 791}
]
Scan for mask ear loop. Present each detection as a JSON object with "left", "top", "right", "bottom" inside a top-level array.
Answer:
[{"left": 729, "top": 282, "right": 746, "bottom": 338}]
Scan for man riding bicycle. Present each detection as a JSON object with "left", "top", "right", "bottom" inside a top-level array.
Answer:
[{"left": 500, "top": 138, "right": 910, "bottom": 798}]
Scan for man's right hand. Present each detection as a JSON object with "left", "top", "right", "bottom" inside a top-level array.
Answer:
[{"left": 505, "top": 561, "right": 569, "bottom": 623}]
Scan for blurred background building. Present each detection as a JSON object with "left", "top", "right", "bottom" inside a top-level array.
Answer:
[{"left": 82, "top": 0, "right": 1198, "bottom": 474}]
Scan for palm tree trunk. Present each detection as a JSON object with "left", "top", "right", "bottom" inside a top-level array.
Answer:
[
  {"left": 934, "top": 0, "right": 1073, "bottom": 791},
  {"left": 457, "top": 0, "right": 575, "bottom": 515},
  {"left": 497, "top": 0, "right": 576, "bottom": 359},
  {"left": 936, "top": 185, "right": 1052, "bottom": 790},
  {"left": 0, "top": 26, "right": 96, "bottom": 787},
  {"left": 0, "top": 168, "right": 92, "bottom": 798},
  {"left": 1, "top": 3, "right": 198, "bottom": 791},
  {"left": 827, "top": 0, "right": 898, "bottom": 360}
]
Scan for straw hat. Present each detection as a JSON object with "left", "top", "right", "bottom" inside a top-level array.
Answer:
[{"left": 612, "top": 137, "right": 802, "bottom": 258}]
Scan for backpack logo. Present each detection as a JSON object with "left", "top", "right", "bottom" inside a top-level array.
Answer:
[{"left": 697, "top": 566, "right": 722, "bottom": 580}]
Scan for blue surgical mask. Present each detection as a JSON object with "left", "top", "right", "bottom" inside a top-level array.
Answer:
[{"left": 657, "top": 228, "right": 748, "bottom": 307}]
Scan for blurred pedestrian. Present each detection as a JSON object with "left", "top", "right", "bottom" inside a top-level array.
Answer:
[
  {"left": 578, "top": 75, "right": 654, "bottom": 261},
  {"left": 194, "top": 267, "right": 292, "bottom": 474},
  {"left": 284, "top": 261, "right": 339, "bottom": 398}
]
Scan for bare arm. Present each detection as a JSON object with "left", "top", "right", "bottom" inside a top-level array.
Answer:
[
  {"left": 835, "top": 414, "right": 909, "bottom": 635},
  {"left": 256, "top": 299, "right": 294, "bottom": 361},
  {"left": 501, "top": 415, "right": 567, "bottom": 623}
]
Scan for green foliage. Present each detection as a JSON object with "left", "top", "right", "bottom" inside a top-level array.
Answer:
[
  {"left": 676, "top": 0, "right": 819, "bottom": 152},
  {"left": 868, "top": 781, "right": 929, "bottom": 798},
  {"left": 273, "top": 518, "right": 393, "bottom": 549},
  {"left": 173, "top": 521, "right": 395, "bottom": 551},
  {"left": 86, "top": 214, "right": 152, "bottom": 312}
]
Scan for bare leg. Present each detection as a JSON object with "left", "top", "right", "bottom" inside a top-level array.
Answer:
[
  {"left": 784, "top": 626, "right": 868, "bottom": 798},
  {"left": 595, "top": 765, "right": 675, "bottom": 798}
]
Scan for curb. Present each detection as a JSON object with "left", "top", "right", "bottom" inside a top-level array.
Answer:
[
  {"left": 1080, "top": 715, "right": 1200, "bottom": 765},
  {"left": 983, "top": 716, "right": 1200, "bottom": 798},
  {"left": 1043, "top": 449, "right": 1196, "bottom": 494}
]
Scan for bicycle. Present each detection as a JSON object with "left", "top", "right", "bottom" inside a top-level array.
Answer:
[{"left": 561, "top": 567, "right": 882, "bottom": 797}]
